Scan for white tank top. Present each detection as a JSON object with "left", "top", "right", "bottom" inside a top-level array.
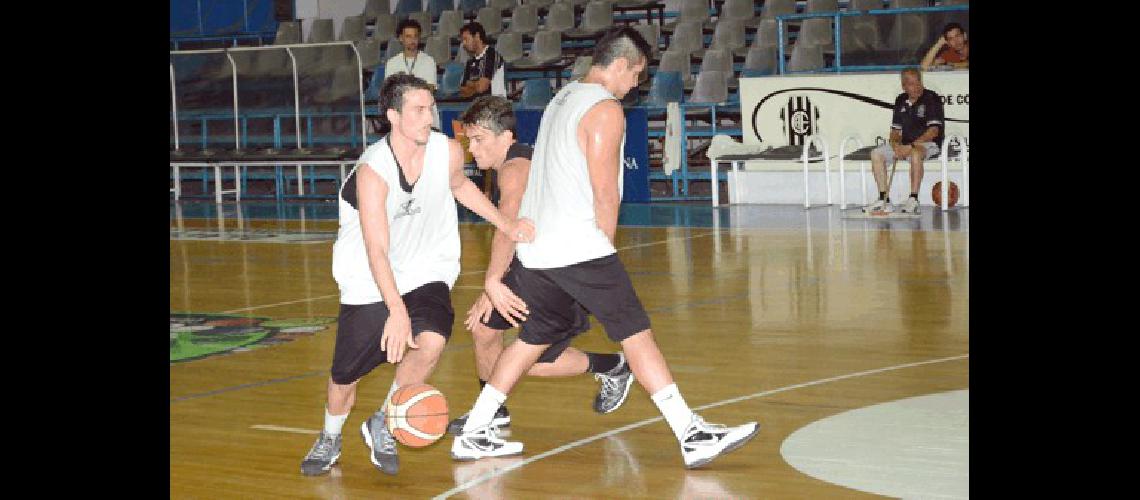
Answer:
[
  {"left": 517, "top": 82, "right": 624, "bottom": 269},
  {"left": 332, "top": 131, "right": 460, "bottom": 304}
]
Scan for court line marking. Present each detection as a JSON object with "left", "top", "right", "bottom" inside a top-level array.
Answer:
[
  {"left": 250, "top": 425, "right": 320, "bottom": 435},
  {"left": 212, "top": 230, "right": 718, "bottom": 315},
  {"left": 431, "top": 353, "right": 969, "bottom": 500}
]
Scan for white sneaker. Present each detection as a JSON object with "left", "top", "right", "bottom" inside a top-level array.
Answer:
[
  {"left": 862, "top": 198, "right": 893, "bottom": 213},
  {"left": 451, "top": 424, "right": 524, "bottom": 461},
  {"left": 680, "top": 415, "right": 760, "bottom": 469},
  {"left": 900, "top": 196, "right": 920, "bottom": 214}
]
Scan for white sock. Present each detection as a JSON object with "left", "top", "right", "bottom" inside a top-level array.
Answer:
[
  {"left": 383, "top": 381, "right": 400, "bottom": 413},
  {"left": 460, "top": 384, "right": 507, "bottom": 434},
  {"left": 324, "top": 407, "right": 349, "bottom": 436},
  {"left": 650, "top": 384, "right": 694, "bottom": 441}
]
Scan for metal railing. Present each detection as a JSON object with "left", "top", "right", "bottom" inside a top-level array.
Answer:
[
  {"left": 170, "top": 32, "right": 277, "bottom": 50},
  {"left": 170, "top": 41, "right": 368, "bottom": 152},
  {"left": 776, "top": 4, "right": 969, "bottom": 74}
]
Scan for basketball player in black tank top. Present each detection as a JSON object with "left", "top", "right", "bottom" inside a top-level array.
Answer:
[{"left": 444, "top": 96, "right": 636, "bottom": 437}]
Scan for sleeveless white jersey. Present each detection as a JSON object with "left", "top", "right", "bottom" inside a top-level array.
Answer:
[
  {"left": 332, "top": 131, "right": 460, "bottom": 304},
  {"left": 516, "top": 82, "right": 624, "bottom": 269}
]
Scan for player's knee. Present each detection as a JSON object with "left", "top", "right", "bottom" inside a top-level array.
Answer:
[
  {"left": 415, "top": 331, "right": 448, "bottom": 355},
  {"left": 471, "top": 323, "right": 502, "bottom": 346}
]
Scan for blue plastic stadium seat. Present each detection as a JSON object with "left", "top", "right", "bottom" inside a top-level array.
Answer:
[
  {"left": 519, "top": 79, "right": 553, "bottom": 108},
  {"left": 644, "top": 71, "right": 684, "bottom": 107}
]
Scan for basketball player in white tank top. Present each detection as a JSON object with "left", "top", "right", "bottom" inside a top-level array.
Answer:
[
  {"left": 451, "top": 27, "right": 760, "bottom": 469},
  {"left": 301, "top": 74, "right": 534, "bottom": 477}
]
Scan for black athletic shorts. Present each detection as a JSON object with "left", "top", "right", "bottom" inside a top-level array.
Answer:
[
  {"left": 481, "top": 258, "right": 591, "bottom": 363},
  {"left": 508, "top": 253, "right": 650, "bottom": 350},
  {"left": 330, "top": 281, "right": 454, "bottom": 385}
]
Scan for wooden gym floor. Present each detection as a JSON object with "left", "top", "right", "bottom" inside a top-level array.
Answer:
[{"left": 170, "top": 201, "right": 969, "bottom": 499}]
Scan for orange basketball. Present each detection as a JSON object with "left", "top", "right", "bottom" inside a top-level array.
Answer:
[
  {"left": 931, "top": 181, "right": 959, "bottom": 207},
  {"left": 386, "top": 384, "right": 449, "bottom": 447}
]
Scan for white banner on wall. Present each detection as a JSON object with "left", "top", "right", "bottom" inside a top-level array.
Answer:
[{"left": 741, "top": 71, "right": 969, "bottom": 152}]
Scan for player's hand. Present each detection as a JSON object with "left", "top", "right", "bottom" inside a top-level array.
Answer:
[
  {"left": 380, "top": 306, "right": 417, "bottom": 363},
  {"left": 465, "top": 292, "right": 494, "bottom": 332},
  {"left": 934, "top": 36, "right": 947, "bottom": 48},
  {"left": 484, "top": 279, "right": 528, "bottom": 328},
  {"left": 505, "top": 218, "right": 536, "bottom": 243}
]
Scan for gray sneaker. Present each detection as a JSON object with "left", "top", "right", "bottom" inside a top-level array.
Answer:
[
  {"left": 300, "top": 431, "right": 342, "bottom": 476},
  {"left": 593, "top": 353, "right": 635, "bottom": 414},
  {"left": 361, "top": 410, "right": 399, "bottom": 475}
]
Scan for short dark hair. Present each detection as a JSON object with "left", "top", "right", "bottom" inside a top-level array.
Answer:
[
  {"left": 459, "top": 95, "right": 517, "bottom": 136},
  {"left": 592, "top": 26, "right": 652, "bottom": 68},
  {"left": 397, "top": 18, "right": 421, "bottom": 36},
  {"left": 379, "top": 73, "right": 433, "bottom": 123},
  {"left": 459, "top": 21, "right": 486, "bottom": 43},
  {"left": 943, "top": 22, "right": 964, "bottom": 36}
]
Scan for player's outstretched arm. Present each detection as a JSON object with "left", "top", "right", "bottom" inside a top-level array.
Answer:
[{"left": 447, "top": 139, "right": 535, "bottom": 243}]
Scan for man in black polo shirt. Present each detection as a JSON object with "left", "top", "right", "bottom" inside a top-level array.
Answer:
[
  {"left": 864, "top": 68, "right": 944, "bottom": 214},
  {"left": 458, "top": 22, "right": 507, "bottom": 99}
]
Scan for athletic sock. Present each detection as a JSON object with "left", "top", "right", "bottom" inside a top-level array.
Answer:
[
  {"left": 909, "top": 192, "right": 918, "bottom": 199},
  {"left": 461, "top": 384, "right": 508, "bottom": 434},
  {"left": 650, "top": 383, "right": 695, "bottom": 441},
  {"left": 585, "top": 352, "right": 622, "bottom": 374},
  {"left": 478, "top": 378, "right": 487, "bottom": 390},
  {"left": 324, "top": 407, "right": 348, "bottom": 436},
  {"left": 878, "top": 191, "right": 887, "bottom": 201},
  {"left": 382, "top": 381, "right": 399, "bottom": 413}
]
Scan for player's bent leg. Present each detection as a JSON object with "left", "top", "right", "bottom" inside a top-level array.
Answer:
[
  {"left": 527, "top": 346, "right": 588, "bottom": 377},
  {"left": 488, "top": 338, "right": 549, "bottom": 395},
  {"left": 471, "top": 323, "right": 505, "bottom": 382},
  {"left": 393, "top": 331, "right": 447, "bottom": 388}
]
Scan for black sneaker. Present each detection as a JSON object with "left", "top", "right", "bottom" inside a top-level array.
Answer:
[{"left": 447, "top": 405, "right": 510, "bottom": 435}]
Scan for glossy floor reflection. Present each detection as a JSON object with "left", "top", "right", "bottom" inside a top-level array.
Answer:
[{"left": 170, "top": 200, "right": 969, "bottom": 498}]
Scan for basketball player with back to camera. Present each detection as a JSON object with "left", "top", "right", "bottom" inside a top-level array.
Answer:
[
  {"left": 445, "top": 95, "right": 637, "bottom": 436},
  {"left": 299, "top": 74, "right": 534, "bottom": 477},
  {"left": 449, "top": 26, "right": 760, "bottom": 469}
]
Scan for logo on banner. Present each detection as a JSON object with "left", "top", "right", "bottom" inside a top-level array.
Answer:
[
  {"left": 779, "top": 96, "right": 821, "bottom": 146},
  {"left": 751, "top": 88, "right": 968, "bottom": 143},
  {"left": 623, "top": 156, "right": 639, "bottom": 171}
]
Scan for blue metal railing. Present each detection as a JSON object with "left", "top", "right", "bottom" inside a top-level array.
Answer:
[
  {"left": 776, "top": 4, "right": 969, "bottom": 75},
  {"left": 170, "top": 32, "right": 277, "bottom": 50}
]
